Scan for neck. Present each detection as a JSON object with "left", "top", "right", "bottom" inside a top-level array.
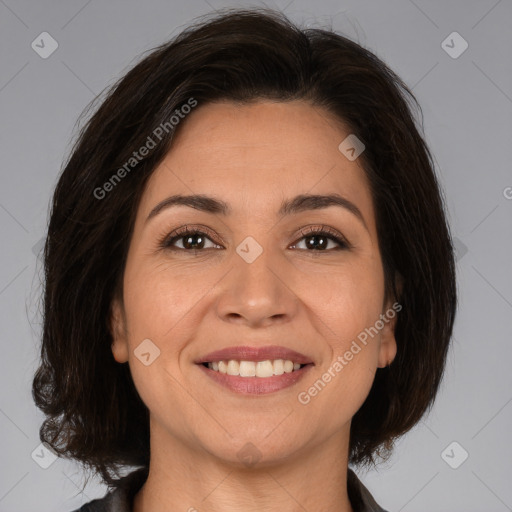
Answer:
[{"left": 133, "top": 420, "right": 354, "bottom": 512}]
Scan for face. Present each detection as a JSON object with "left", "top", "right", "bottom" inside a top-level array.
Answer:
[{"left": 110, "top": 100, "right": 397, "bottom": 467}]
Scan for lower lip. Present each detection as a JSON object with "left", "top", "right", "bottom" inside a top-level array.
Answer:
[{"left": 196, "top": 363, "right": 314, "bottom": 395}]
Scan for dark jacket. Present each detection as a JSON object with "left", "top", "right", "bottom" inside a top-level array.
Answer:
[{"left": 73, "top": 467, "right": 388, "bottom": 512}]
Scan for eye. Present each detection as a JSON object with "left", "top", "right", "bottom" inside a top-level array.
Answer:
[
  {"left": 159, "top": 225, "right": 222, "bottom": 251},
  {"left": 290, "top": 225, "right": 350, "bottom": 251},
  {"left": 158, "top": 224, "right": 350, "bottom": 253}
]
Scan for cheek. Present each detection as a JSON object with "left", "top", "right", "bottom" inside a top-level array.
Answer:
[
  {"left": 122, "top": 258, "right": 216, "bottom": 342},
  {"left": 294, "top": 259, "right": 384, "bottom": 412},
  {"left": 292, "top": 258, "right": 385, "bottom": 349},
  {"left": 298, "top": 273, "right": 383, "bottom": 424}
]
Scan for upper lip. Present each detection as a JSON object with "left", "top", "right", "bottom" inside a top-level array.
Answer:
[{"left": 195, "top": 345, "right": 314, "bottom": 365}]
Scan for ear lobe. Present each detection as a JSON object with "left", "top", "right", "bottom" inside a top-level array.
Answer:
[
  {"left": 377, "top": 303, "right": 398, "bottom": 369},
  {"left": 109, "top": 298, "right": 129, "bottom": 363}
]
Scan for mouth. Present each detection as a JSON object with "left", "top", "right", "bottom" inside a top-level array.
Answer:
[
  {"left": 194, "top": 345, "right": 315, "bottom": 395},
  {"left": 199, "top": 359, "right": 310, "bottom": 376}
]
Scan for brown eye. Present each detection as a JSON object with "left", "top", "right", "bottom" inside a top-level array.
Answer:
[
  {"left": 291, "top": 226, "right": 350, "bottom": 251},
  {"left": 158, "top": 225, "right": 350, "bottom": 253},
  {"left": 161, "top": 228, "right": 221, "bottom": 251}
]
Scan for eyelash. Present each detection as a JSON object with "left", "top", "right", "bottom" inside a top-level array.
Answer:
[{"left": 158, "top": 225, "right": 351, "bottom": 253}]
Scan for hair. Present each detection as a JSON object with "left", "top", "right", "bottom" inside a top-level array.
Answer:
[{"left": 32, "top": 7, "right": 457, "bottom": 489}]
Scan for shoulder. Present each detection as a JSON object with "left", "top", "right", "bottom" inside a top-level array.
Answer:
[
  {"left": 347, "top": 467, "right": 390, "bottom": 512},
  {"left": 70, "top": 468, "right": 148, "bottom": 512},
  {"left": 69, "top": 488, "right": 125, "bottom": 512}
]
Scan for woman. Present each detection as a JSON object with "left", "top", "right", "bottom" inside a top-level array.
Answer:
[{"left": 32, "top": 8, "right": 457, "bottom": 512}]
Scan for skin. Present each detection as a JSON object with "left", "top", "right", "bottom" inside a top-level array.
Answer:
[{"left": 110, "top": 100, "right": 398, "bottom": 512}]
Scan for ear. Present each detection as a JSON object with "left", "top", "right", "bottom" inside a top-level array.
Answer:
[
  {"left": 376, "top": 300, "right": 399, "bottom": 369},
  {"left": 376, "top": 273, "right": 403, "bottom": 368},
  {"left": 109, "top": 297, "right": 129, "bottom": 363}
]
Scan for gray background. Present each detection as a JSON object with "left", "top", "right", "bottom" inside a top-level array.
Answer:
[{"left": 1, "top": 0, "right": 511, "bottom": 511}]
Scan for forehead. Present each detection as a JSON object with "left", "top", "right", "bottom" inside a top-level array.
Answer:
[{"left": 138, "top": 100, "right": 375, "bottom": 228}]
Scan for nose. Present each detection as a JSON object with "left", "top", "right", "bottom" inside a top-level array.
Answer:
[{"left": 214, "top": 240, "right": 299, "bottom": 328}]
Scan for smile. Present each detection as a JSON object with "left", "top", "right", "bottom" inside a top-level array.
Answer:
[
  {"left": 204, "top": 359, "right": 305, "bottom": 377},
  {"left": 194, "top": 345, "right": 315, "bottom": 394},
  {"left": 196, "top": 362, "right": 314, "bottom": 395}
]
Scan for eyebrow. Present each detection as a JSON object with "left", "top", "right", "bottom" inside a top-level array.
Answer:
[{"left": 145, "top": 193, "right": 368, "bottom": 231}]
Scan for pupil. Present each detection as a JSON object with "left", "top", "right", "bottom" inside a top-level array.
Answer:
[
  {"left": 184, "top": 234, "right": 204, "bottom": 249},
  {"left": 306, "top": 235, "right": 327, "bottom": 250}
]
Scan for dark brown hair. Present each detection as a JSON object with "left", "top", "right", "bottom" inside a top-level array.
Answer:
[{"left": 32, "top": 7, "right": 457, "bottom": 489}]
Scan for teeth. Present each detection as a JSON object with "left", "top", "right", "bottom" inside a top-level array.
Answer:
[
  {"left": 239, "top": 361, "right": 256, "bottom": 377},
  {"left": 227, "top": 360, "right": 239, "bottom": 376},
  {"left": 256, "top": 360, "right": 273, "bottom": 378},
  {"left": 206, "top": 359, "right": 305, "bottom": 377},
  {"left": 273, "top": 359, "right": 284, "bottom": 375}
]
